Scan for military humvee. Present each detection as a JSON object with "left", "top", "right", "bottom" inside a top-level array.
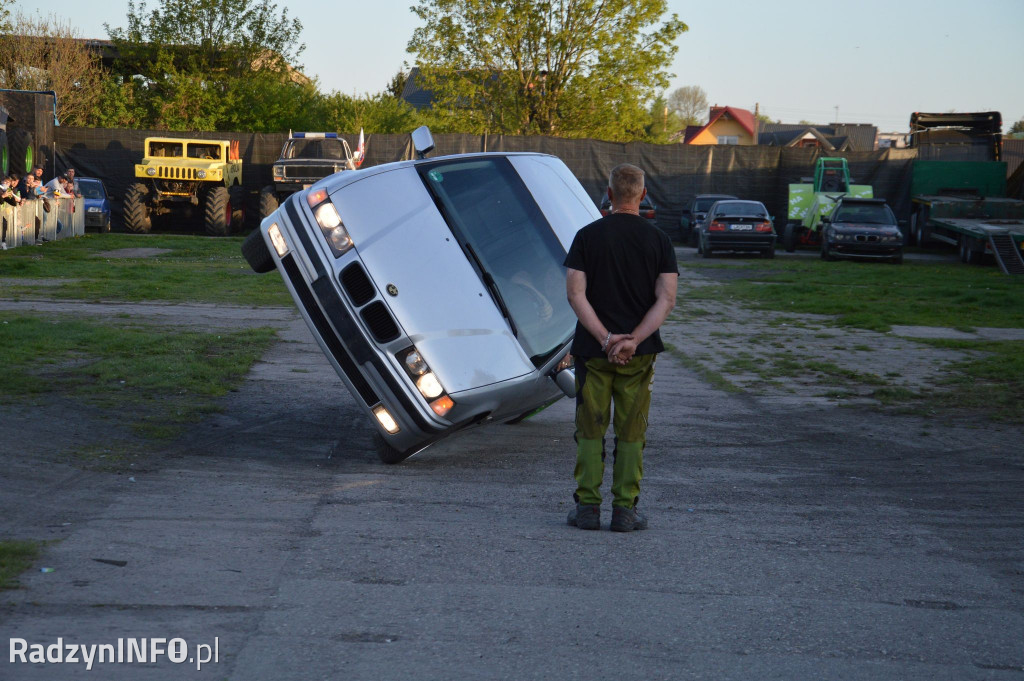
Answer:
[{"left": 124, "top": 137, "right": 245, "bottom": 235}]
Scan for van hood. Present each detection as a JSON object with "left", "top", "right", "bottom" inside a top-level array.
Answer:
[{"left": 328, "top": 166, "right": 535, "bottom": 394}]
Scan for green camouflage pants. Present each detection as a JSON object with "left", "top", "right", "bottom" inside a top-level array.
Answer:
[{"left": 573, "top": 354, "right": 656, "bottom": 508}]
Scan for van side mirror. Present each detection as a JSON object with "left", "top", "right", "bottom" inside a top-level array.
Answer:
[
  {"left": 411, "top": 126, "right": 435, "bottom": 159},
  {"left": 553, "top": 368, "right": 576, "bottom": 398}
]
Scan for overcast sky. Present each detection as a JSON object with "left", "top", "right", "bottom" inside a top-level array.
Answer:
[{"left": 20, "top": 0, "right": 1024, "bottom": 132}]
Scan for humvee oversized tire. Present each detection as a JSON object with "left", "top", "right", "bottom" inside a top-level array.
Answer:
[
  {"left": 204, "top": 186, "right": 231, "bottom": 236},
  {"left": 241, "top": 228, "right": 275, "bottom": 273},
  {"left": 229, "top": 185, "right": 246, "bottom": 232},
  {"left": 123, "top": 182, "right": 152, "bottom": 233},
  {"left": 8, "top": 128, "right": 33, "bottom": 176},
  {"left": 258, "top": 185, "right": 279, "bottom": 222}
]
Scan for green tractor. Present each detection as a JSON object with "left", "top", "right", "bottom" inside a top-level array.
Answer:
[{"left": 782, "top": 157, "right": 873, "bottom": 251}]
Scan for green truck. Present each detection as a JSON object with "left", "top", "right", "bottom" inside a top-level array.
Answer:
[
  {"left": 905, "top": 112, "right": 1024, "bottom": 274},
  {"left": 782, "top": 157, "right": 873, "bottom": 252}
]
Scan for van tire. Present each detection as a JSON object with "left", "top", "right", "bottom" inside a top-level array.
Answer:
[
  {"left": 241, "top": 228, "right": 275, "bottom": 273},
  {"left": 374, "top": 432, "right": 413, "bottom": 464}
]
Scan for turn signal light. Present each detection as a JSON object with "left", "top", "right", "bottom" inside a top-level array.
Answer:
[
  {"left": 755, "top": 222, "right": 773, "bottom": 233},
  {"left": 307, "top": 188, "right": 328, "bottom": 207},
  {"left": 708, "top": 221, "right": 726, "bottom": 231},
  {"left": 430, "top": 395, "right": 454, "bottom": 417}
]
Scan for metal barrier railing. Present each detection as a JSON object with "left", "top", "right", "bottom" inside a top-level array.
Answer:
[{"left": 0, "top": 197, "right": 85, "bottom": 249}]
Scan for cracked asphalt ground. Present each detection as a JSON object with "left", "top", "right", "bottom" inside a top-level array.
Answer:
[{"left": 2, "top": 277, "right": 1023, "bottom": 679}]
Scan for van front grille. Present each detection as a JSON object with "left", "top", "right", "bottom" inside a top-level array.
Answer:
[
  {"left": 360, "top": 302, "right": 400, "bottom": 343},
  {"left": 340, "top": 262, "right": 375, "bottom": 306}
]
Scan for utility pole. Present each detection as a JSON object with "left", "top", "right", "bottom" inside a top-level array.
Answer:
[
  {"left": 754, "top": 102, "right": 760, "bottom": 145},
  {"left": 834, "top": 105, "right": 839, "bottom": 123}
]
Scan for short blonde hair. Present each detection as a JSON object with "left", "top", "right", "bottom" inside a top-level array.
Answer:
[{"left": 609, "top": 163, "right": 645, "bottom": 203}]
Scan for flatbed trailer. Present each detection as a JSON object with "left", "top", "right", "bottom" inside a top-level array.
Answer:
[{"left": 912, "top": 194, "right": 1024, "bottom": 273}]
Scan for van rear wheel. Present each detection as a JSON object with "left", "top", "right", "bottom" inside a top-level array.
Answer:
[
  {"left": 373, "top": 432, "right": 413, "bottom": 465},
  {"left": 241, "top": 228, "right": 275, "bottom": 273}
]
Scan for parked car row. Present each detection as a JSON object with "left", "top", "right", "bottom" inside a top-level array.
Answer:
[{"left": 673, "top": 191, "right": 902, "bottom": 264}]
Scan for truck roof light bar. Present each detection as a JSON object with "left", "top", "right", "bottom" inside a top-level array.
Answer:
[{"left": 290, "top": 132, "right": 338, "bottom": 139}]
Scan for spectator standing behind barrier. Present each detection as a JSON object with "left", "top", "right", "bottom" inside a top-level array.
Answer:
[
  {"left": 64, "top": 168, "right": 82, "bottom": 197},
  {"left": 563, "top": 163, "right": 678, "bottom": 533},
  {"left": 16, "top": 171, "right": 30, "bottom": 198},
  {"left": 24, "top": 174, "right": 42, "bottom": 199},
  {"left": 2, "top": 174, "right": 24, "bottom": 206}
]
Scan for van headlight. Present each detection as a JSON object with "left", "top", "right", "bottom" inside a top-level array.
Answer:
[
  {"left": 398, "top": 346, "right": 454, "bottom": 417},
  {"left": 306, "top": 189, "right": 353, "bottom": 257}
]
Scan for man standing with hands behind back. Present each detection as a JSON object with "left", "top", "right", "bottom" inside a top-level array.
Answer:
[{"left": 564, "top": 163, "right": 678, "bottom": 532}]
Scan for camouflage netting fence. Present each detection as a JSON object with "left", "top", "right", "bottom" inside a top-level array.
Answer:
[{"left": 55, "top": 126, "right": 982, "bottom": 231}]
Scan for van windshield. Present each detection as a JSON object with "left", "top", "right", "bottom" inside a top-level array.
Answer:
[{"left": 421, "top": 158, "right": 574, "bottom": 365}]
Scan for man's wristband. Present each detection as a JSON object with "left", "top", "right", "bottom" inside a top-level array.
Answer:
[{"left": 600, "top": 331, "right": 612, "bottom": 351}]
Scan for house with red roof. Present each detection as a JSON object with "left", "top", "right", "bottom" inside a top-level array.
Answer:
[{"left": 681, "top": 106, "right": 757, "bottom": 145}]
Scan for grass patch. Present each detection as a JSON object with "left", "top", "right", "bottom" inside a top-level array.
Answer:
[
  {"left": 721, "top": 356, "right": 761, "bottom": 374},
  {"left": 665, "top": 343, "right": 743, "bottom": 393},
  {"left": 64, "top": 442, "right": 142, "bottom": 472},
  {"left": 0, "top": 233, "right": 290, "bottom": 306},
  {"left": 802, "top": 360, "right": 887, "bottom": 386},
  {"left": 872, "top": 386, "right": 920, "bottom": 405},
  {"left": 0, "top": 540, "right": 41, "bottom": 589},
  {"left": 913, "top": 338, "right": 1024, "bottom": 421},
  {"left": 0, "top": 313, "right": 277, "bottom": 439},
  {"left": 682, "top": 258, "right": 1024, "bottom": 331}
]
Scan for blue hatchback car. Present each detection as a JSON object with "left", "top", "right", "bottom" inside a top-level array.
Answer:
[{"left": 77, "top": 177, "right": 111, "bottom": 232}]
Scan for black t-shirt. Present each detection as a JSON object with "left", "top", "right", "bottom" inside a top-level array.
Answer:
[{"left": 564, "top": 213, "right": 678, "bottom": 358}]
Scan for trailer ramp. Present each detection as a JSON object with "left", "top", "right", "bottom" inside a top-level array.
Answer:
[{"left": 989, "top": 232, "right": 1024, "bottom": 274}]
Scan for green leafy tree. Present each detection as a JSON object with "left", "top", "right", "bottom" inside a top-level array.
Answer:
[
  {"left": 0, "top": 12, "right": 106, "bottom": 125},
  {"left": 386, "top": 69, "right": 410, "bottom": 100},
  {"left": 107, "top": 0, "right": 304, "bottom": 79},
  {"left": 320, "top": 92, "right": 421, "bottom": 134},
  {"left": 104, "top": 0, "right": 306, "bottom": 131},
  {"left": 407, "top": 0, "right": 687, "bottom": 140},
  {"left": 1009, "top": 118, "right": 1024, "bottom": 135},
  {"left": 643, "top": 94, "right": 685, "bottom": 143}
]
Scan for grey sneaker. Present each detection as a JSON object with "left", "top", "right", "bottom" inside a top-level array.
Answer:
[
  {"left": 567, "top": 503, "right": 600, "bottom": 530},
  {"left": 610, "top": 506, "right": 648, "bottom": 532}
]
